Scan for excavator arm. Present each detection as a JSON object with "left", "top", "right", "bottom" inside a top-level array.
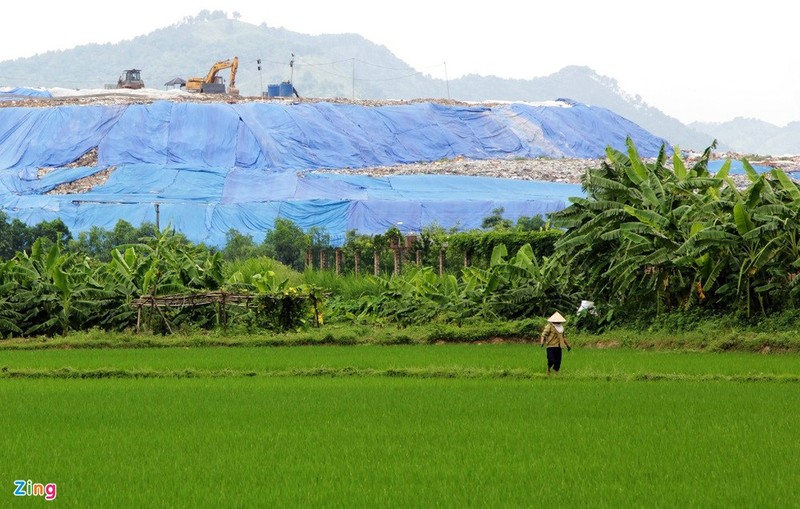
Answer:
[
  {"left": 204, "top": 58, "right": 236, "bottom": 83},
  {"left": 227, "top": 57, "right": 238, "bottom": 95},
  {"left": 186, "top": 57, "right": 239, "bottom": 95}
]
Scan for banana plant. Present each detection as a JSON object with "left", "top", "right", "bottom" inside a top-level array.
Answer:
[
  {"left": 0, "top": 259, "right": 23, "bottom": 336},
  {"left": 550, "top": 138, "right": 784, "bottom": 316},
  {"left": 484, "top": 244, "right": 579, "bottom": 319},
  {"left": 11, "top": 239, "right": 99, "bottom": 336},
  {"left": 731, "top": 168, "right": 794, "bottom": 315}
]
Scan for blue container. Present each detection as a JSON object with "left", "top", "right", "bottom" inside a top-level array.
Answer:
[
  {"left": 279, "top": 82, "right": 294, "bottom": 97},
  {"left": 267, "top": 84, "right": 280, "bottom": 98}
]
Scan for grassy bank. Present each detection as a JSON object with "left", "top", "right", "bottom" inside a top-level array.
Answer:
[
  {"left": 2, "top": 318, "right": 800, "bottom": 353},
  {"left": 2, "top": 344, "right": 800, "bottom": 378}
]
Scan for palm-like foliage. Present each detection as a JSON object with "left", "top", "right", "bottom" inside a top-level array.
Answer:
[
  {"left": 552, "top": 138, "right": 800, "bottom": 317},
  {"left": 331, "top": 243, "right": 578, "bottom": 326},
  {"left": 552, "top": 139, "right": 718, "bottom": 311},
  {"left": 0, "top": 260, "right": 23, "bottom": 336},
  {"left": 483, "top": 244, "right": 578, "bottom": 319},
  {"left": 10, "top": 239, "right": 105, "bottom": 335}
]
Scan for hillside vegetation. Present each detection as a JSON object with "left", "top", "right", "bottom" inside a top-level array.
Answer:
[{"left": 0, "top": 10, "right": 715, "bottom": 151}]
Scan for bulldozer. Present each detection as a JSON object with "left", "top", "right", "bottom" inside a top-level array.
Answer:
[
  {"left": 185, "top": 57, "right": 239, "bottom": 95},
  {"left": 117, "top": 69, "right": 144, "bottom": 89}
]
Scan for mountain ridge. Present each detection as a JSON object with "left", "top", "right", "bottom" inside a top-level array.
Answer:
[
  {"left": 690, "top": 117, "right": 800, "bottom": 156},
  {"left": 0, "top": 10, "right": 790, "bottom": 154}
]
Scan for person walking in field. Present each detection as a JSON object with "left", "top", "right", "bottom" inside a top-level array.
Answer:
[{"left": 539, "top": 312, "right": 571, "bottom": 375}]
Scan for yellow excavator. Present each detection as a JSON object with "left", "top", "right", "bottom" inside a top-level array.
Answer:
[{"left": 186, "top": 57, "right": 239, "bottom": 95}]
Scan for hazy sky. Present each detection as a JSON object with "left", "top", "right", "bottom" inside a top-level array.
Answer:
[{"left": 1, "top": 0, "right": 797, "bottom": 126}]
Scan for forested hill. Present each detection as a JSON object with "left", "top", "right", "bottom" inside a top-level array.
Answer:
[{"left": 1, "top": 10, "right": 713, "bottom": 150}]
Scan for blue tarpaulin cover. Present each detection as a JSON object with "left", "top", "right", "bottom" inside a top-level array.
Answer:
[
  {"left": 0, "top": 100, "right": 669, "bottom": 246},
  {"left": 0, "top": 87, "right": 53, "bottom": 100},
  {"left": 706, "top": 160, "right": 773, "bottom": 175}
]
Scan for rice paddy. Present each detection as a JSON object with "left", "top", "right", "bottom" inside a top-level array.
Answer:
[{"left": 2, "top": 344, "right": 798, "bottom": 507}]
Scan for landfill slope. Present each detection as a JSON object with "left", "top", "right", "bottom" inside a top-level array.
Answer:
[{"left": 0, "top": 95, "right": 669, "bottom": 245}]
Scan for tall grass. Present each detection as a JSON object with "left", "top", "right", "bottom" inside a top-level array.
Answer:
[
  {"left": 302, "top": 269, "right": 382, "bottom": 300},
  {"left": 222, "top": 256, "right": 304, "bottom": 286}
]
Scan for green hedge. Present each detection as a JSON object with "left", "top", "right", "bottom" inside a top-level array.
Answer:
[{"left": 447, "top": 229, "right": 562, "bottom": 266}]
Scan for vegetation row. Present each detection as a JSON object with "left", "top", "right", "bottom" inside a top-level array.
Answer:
[{"left": 4, "top": 138, "right": 800, "bottom": 339}]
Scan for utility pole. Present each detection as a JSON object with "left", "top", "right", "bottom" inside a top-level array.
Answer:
[
  {"left": 444, "top": 61, "right": 450, "bottom": 100},
  {"left": 289, "top": 53, "right": 295, "bottom": 84},
  {"left": 257, "top": 59, "right": 263, "bottom": 98}
]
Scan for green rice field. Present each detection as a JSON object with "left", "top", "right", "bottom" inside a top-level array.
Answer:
[{"left": 2, "top": 344, "right": 799, "bottom": 507}]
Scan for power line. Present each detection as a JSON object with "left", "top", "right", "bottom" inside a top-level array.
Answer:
[
  {"left": 293, "top": 60, "right": 446, "bottom": 83},
  {"left": 295, "top": 63, "right": 351, "bottom": 81},
  {"left": 351, "top": 58, "right": 421, "bottom": 71},
  {"left": 353, "top": 70, "right": 431, "bottom": 83},
  {"left": 298, "top": 57, "right": 356, "bottom": 67}
]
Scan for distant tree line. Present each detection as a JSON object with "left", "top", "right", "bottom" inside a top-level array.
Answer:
[
  {"left": 0, "top": 212, "right": 72, "bottom": 260},
  {"left": 0, "top": 208, "right": 553, "bottom": 272}
]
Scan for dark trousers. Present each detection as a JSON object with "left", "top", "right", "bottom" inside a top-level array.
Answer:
[{"left": 546, "top": 347, "right": 562, "bottom": 371}]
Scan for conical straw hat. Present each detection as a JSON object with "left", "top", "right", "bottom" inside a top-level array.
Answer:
[{"left": 548, "top": 312, "right": 566, "bottom": 323}]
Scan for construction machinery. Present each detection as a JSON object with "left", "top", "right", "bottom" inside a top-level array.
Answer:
[
  {"left": 186, "top": 57, "right": 239, "bottom": 95},
  {"left": 116, "top": 69, "right": 145, "bottom": 89}
]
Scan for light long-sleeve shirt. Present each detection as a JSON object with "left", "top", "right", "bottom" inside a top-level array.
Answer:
[{"left": 540, "top": 322, "right": 568, "bottom": 348}]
